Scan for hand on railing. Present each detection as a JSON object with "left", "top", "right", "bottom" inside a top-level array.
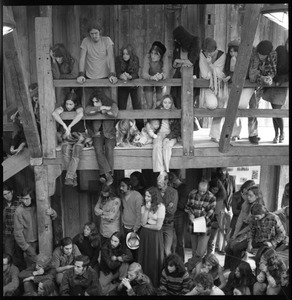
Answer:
[{"left": 77, "top": 75, "right": 86, "bottom": 84}]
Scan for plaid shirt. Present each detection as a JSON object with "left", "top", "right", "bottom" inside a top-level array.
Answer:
[
  {"left": 3, "top": 199, "right": 21, "bottom": 236},
  {"left": 248, "top": 212, "right": 287, "bottom": 247},
  {"left": 185, "top": 189, "right": 216, "bottom": 234}
]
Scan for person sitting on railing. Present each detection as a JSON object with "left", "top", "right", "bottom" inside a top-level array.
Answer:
[
  {"left": 85, "top": 89, "right": 118, "bottom": 186},
  {"left": 115, "top": 44, "right": 143, "bottom": 131},
  {"left": 247, "top": 40, "right": 277, "bottom": 144},
  {"left": 152, "top": 94, "right": 180, "bottom": 174},
  {"left": 198, "top": 37, "right": 229, "bottom": 143},
  {"left": 76, "top": 21, "right": 118, "bottom": 97},
  {"left": 223, "top": 39, "right": 254, "bottom": 142},
  {"left": 52, "top": 90, "right": 89, "bottom": 187},
  {"left": 142, "top": 41, "right": 169, "bottom": 109},
  {"left": 171, "top": 25, "right": 200, "bottom": 109},
  {"left": 261, "top": 38, "right": 288, "bottom": 144}
]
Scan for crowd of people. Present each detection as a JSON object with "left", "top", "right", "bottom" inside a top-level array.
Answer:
[
  {"left": 3, "top": 20, "right": 289, "bottom": 297},
  {"left": 3, "top": 168, "right": 289, "bottom": 296}
]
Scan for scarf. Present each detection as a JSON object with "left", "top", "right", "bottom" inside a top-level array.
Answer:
[{"left": 199, "top": 50, "right": 229, "bottom": 108}]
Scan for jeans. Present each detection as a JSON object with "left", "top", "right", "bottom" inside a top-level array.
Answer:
[
  {"left": 153, "top": 131, "right": 177, "bottom": 173},
  {"left": 93, "top": 135, "right": 115, "bottom": 176},
  {"left": 207, "top": 211, "right": 225, "bottom": 254},
  {"left": 190, "top": 233, "right": 210, "bottom": 260},
  {"left": 162, "top": 223, "right": 174, "bottom": 256},
  {"left": 224, "top": 239, "right": 263, "bottom": 271},
  {"left": 61, "top": 141, "right": 84, "bottom": 180},
  {"left": 248, "top": 90, "right": 261, "bottom": 137},
  {"left": 24, "top": 241, "right": 38, "bottom": 268},
  {"left": 173, "top": 211, "right": 188, "bottom": 262},
  {"left": 143, "top": 86, "right": 163, "bottom": 109}
]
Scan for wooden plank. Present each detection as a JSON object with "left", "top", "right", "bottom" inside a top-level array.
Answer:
[
  {"left": 181, "top": 67, "right": 194, "bottom": 156},
  {"left": 60, "top": 107, "right": 288, "bottom": 121},
  {"left": 34, "top": 165, "right": 54, "bottom": 257},
  {"left": 4, "top": 31, "right": 42, "bottom": 158},
  {"left": 2, "top": 147, "right": 31, "bottom": 182},
  {"left": 3, "top": 103, "right": 17, "bottom": 116},
  {"left": 219, "top": 3, "right": 263, "bottom": 153},
  {"left": 53, "top": 78, "right": 288, "bottom": 88},
  {"left": 3, "top": 123, "right": 15, "bottom": 132},
  {"left": 35, "top": 17, "right": 57, "bottom": 158}
]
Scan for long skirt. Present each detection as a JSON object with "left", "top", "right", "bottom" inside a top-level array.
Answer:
[{"left": 137, "top": 227, "right": 164, "bottom": 288}]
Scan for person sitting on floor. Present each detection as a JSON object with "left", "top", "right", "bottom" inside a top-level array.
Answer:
[
  {"left": 109, "top": 262, "right": 156, "bottom": 296},
  {"left": 186, "top": 272, "right": 225, "bottom": 295},
  {"left": 99, "top": 231, "right": 134, "bottom": 295},
  {"left": 3, "top": 253, "right": 20, "bottom": 296},
  {"left": 157, "top": 253, "right": 190, "bottom": 295},
  {"left": 59, "top": 255, "right": 102, "bottom": 296},
  {"left": 19, "top": 253, "right": 56, "bottom": 296},
  {"left": 51, "top": 236, "right": 81, "bottom": 286}
]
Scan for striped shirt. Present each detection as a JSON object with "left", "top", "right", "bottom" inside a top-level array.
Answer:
[
  {"left": 248, "top": 212, "right": 287, "bottom": 247},
  {"left": 158, "top": 269, "right": 190, "bottom": 295}
]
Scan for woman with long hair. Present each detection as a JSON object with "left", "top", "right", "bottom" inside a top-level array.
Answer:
[
  {"left": 223, "top": 261, "right": 256, "bottom": 295},
  {"left": 72, "top": 222, "right": 101, "bottom": 273},
  {"left": 138, "top": 186, "right": 166, "bottom": 288},
  {"left": 99, "top": 231, "right": 133, "bottom": 295},
  {"left": 157, "top": 253, "right": 190, "bottom": 295},
  {"left": 191, "top": 253, "right": 226, "bottom": 290}
]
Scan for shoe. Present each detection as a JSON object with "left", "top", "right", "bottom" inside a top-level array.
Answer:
[
  {"left": 64, "top": 178, "right": 74, "bottom": 186},
  {"left": 279, "top": 133, "right": 284, "bottom": 143},
  {"left": 273, "top": 136, "right": 278, "bottom": 144},
  {"left": 249, "top": 136, "right": 259, "bottom": 145},
  {"left": 73, "top": 178, "right": 78, "bottom": 187},
  {"left": 210, "top": 137, "right": 219, "bottom": 143},
  {"left": 105, "top": 172, "right": 113, "bottom": 186},
  {"left": 99, "top": 175, "right": 106, "bottom": 184}
]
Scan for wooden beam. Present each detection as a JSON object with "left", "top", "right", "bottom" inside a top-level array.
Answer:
[
  {"left": 34, "top": 165, "right": 54, "bottom": 257},
  {"left": 219, "top": 3, "right": 263, "bottom": 153},
  {"left": 2, "top": 147, "right": 31, "bottom": 182},
  {"left": 3, "top": 103, "right": 17, "bottom": 116},
  {"left": 3, "top": 123, "right": 14, "bottom": 132},
  {"left": 53, "top": 78, "right": 287, "bottom": 88},
  {"left": 3, "top": 31, "right": 42, "bottom": 158},
  {"left": 35, "top": 17, "right": 57, "bottom": 158},
  {"left": 60, "top": 107, "right": 288, "bottom": 121},
  {"left": 181, "top": 67, "right": 194, "bottom": 156}
]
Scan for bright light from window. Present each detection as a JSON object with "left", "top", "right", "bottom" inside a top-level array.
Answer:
[
  {"left": 263, "top": 12, "right": 289, "bottom": 29},
  {"left": 3, "top": 26, "right": 14, "bottom": 35}
]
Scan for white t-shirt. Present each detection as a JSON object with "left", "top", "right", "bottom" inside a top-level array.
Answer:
[
  {"left": 80, "top": 36, "right": 114, "bottom": 79},
  {"left": 141, "top": 203, "right": 165, "bottom": 225}
]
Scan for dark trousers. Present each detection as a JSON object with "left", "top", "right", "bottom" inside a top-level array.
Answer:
[{"left": 173, "top": 211, "right": 187, "bottom": 262}]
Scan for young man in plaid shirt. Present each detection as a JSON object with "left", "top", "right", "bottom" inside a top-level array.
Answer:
[
  {"left": 185, "top": 179, "right": 216, "bottom": 269},
  {"left": 3, "top": 185, "right": 23, "bottom": 269}
]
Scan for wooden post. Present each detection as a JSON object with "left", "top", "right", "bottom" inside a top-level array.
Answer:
[
  {"left": 3, "top": 31, "right": 42, "bottom": 158},
  {"left": 219, "top": 3, "right": 263, "bottom": 153},
  {"left": 34, "top": 165, "right": 54, "bottom": 257},
  {"left": 35, "top": 17, "right": 57, "bottom": 158},
  {"left": 181, "top": 67, "right": 194, "bottom": 156}
]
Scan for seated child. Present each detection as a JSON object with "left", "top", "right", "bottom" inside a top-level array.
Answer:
[
  {"left": 139, "top": 119, "right": 160, "bottom": 145},
  {"left": 253, "top": 271, "right": 267, "bottom": 295}
]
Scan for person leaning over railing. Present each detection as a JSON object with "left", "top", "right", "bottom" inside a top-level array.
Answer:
[{"left": 142, "top": 41, "right": 169, "bottom": 109}]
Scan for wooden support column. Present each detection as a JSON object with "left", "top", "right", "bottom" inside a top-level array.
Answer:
[
  {"left": 35, "top": 17, "right": 57, "bottom": 158},
  {"left": 34, "top": 165, "right": 54, "bottom": 257},
  {"left": 219, "top": 3, "right": 263, "bottom": 153},
  {"left": 4, "top": 31, "right": 42, "bottom": 158},
  {"left": 181, "top": 67, "right": 194, "bottom": 156}
]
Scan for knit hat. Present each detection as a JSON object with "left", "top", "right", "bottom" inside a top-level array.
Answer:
[
  {"left": 228, "top": 39, "right": 240, "bottom": 48},
  {"left": 151, "top": 41, "right": 166, "bottom": 56},
  {"left": 257, "top": 40, "right": 273, "bottom": 55},
  {"left": 202, "top": 37, "right": 217, "bottom": 52}
]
